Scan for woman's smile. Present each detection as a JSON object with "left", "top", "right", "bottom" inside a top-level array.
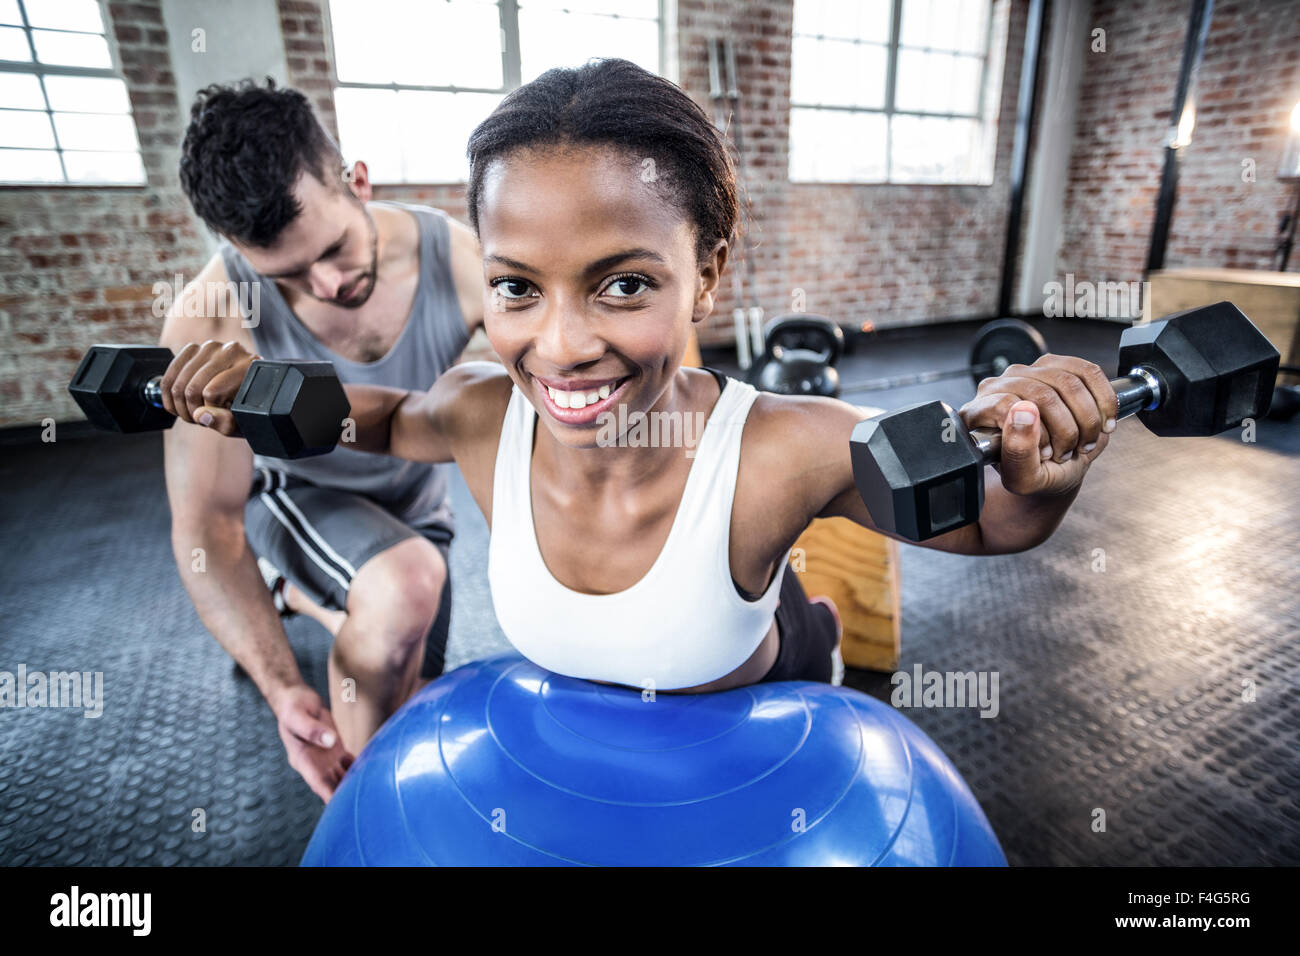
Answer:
[{"left": 532, "top": 372, "right": 635, "bottom": 426}]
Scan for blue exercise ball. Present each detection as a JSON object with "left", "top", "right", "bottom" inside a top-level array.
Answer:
[{"left": 302, "top": 653, "right": 1006, "bottom": 866}]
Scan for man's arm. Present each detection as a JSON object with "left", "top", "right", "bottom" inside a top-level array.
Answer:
[
  {"left": 159, "top": 256, "right": 302, "bottom": 697},
  {"left": 159, "top": 256, "right": 348, "bottom": 800}
]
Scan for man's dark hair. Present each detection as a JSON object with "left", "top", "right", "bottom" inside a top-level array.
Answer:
[
  {"left": 179, "top": 78, "right": 344, "bottom": 246},
  {"left": 466, "top": 58, "right": 740, "bottom": 263}
]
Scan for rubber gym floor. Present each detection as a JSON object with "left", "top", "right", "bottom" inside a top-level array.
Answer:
[{"left": 1, "top": 316, "right": 1297, "bottom": 867}]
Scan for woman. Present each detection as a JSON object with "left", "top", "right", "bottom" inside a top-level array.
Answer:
[{"left": 164, "top": 58, "right": 1118, "bottom": 697}]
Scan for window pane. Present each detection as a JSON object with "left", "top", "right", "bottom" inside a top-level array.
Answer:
[
  {"left": 0, "top": 148, "right": 62, "bottom": 181},
  {"left": 330, "top": 0, "right": 501, "bottom": 88},
  {"left": 53, "top": 111, "right": 139, "bottom": 151},
  {"left": 793, "top": 0, "right": 892, "bottom": 43},
  {"left": 42, "top": 75, "right": 131, "bottom": 112},
  {"left": 0, "top": 0, "right": 21, "bottom": 25},
  {"left": 520, "top": 0, "right": 657, "bottom": 17},
  {"left": 0, "top": 24, "right": 31, "bottom": 60},
  {"left": 789, "top": 107, "right": 887, "bottom": 182},
  {"left": 396, "top": 90, "right": 501, "bottom": 182},
  {"left": 0, "top": 71, "right": 47, "bottom": 109},
  {"left": 63, "top": 149, "right": 144, "bottom": 183},
  {"left": 24, "top": 0, "right": 104, "bottom": 32},
  {"left": 0, "top": 108, "right": 54, "bottom": 147},
  {"left": 791, "top": 36, "right": 886, "bottom": 108},
  {"left": 335, "top": 86, "right": 502, "bottom": 183},
  {"left": 519, "top": 9, "right": 658, "bottom": 83},
  {"left": 895, "top": 50, "right": 981, "bottom": 114},
  {"left": 329, "top": 0, "right": 390, "bottom": 82},
  {"left": 901, "top": 0, "right": 988, "bottom": 54},
  {"left": 333, "top": 87, "right": 404, "bottom": 183},
  {"left": 891, "top": 114, "right": 985, "bottom": 183},
  {"left": 32, "top": 28, "right": 112, "bottom": 68}
]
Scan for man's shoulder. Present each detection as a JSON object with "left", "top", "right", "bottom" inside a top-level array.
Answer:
[{"left": 158, "top": 252, "right": 257, "bottom": 350}]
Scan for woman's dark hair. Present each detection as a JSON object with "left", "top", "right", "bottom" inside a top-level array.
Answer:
[
  {"left": 467, "top": 58, "right": 739, "bottom": 263},
  {"left": 179, "top": 78, "right": 343, "bottom": 246}
]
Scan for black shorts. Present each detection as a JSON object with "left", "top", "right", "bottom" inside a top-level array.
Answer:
[
  {"left": 243, "top": 467, "right": 453, "bottom": 680},
  {"left": 759, "top": 566, "right": 839, "bottom": 684}
]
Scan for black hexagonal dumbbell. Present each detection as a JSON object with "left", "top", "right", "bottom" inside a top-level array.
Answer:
[
  {"left": 851, "top": 301, "right": 1281, "bottom": 542},
  {"left": 68, "top": 345, "right": 350, "bottom": 459}
]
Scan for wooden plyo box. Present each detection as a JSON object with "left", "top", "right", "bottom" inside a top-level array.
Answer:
[
  {"left": 1148, "top": 269, "right": 1300, "bottom": 386},
  {"left": 791, "top": 515, "right": 902, "bottom": 673}
]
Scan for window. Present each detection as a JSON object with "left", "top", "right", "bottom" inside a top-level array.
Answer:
[
  {"left": 327, "top": 0, "right": 664, "bottom": 184},
  {"left": 789, "top": 0, "right": 1003, "bottom": 185},
  {"left": 0, "top": 0, "right": 145, "bottom": 185}
]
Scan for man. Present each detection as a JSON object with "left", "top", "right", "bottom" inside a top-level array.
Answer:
[{"left": 160, "top": 79, "right": 485, "bottom": 801}]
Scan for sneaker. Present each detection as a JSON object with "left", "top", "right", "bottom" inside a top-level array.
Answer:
[
  {"left": 808, "top": 595, "right": 845, "bottom": 686},
  {"left": 257, "top": 556, "right": 295, "bottom": 619},
  {"left": 830, "top": 642, "right": 845, "bottom": 687}
]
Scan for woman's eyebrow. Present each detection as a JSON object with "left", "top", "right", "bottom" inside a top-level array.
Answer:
[{"left": 485, "top": 248, "right": 667, "bottom": 275}]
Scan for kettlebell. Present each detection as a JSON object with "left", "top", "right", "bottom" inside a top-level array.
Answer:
[{"left": 749, "top": 314, "right": 844, "bottom": 398}]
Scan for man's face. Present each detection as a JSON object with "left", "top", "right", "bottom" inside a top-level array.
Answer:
[{"left": 234, "top": 169, "right": 379, "bottom": 308}]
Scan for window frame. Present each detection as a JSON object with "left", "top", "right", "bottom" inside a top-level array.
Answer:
[
  {"left": 324, "top": 0, "right": 672, "bottom": 185},
  {"left": 0, "top": 0, "right": 147, "bottom": 188},
  {"left": 789, "top": 0, "right": 998, "bottom": 186}
]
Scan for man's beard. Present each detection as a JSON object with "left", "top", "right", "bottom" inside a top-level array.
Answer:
[{"left": 332, "top": 208, "right": 379, "bottom": 309}]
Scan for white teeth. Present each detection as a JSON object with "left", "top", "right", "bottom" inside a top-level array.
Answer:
[{"left": 546, "top": 381, "right": 616, "bottom": 411}]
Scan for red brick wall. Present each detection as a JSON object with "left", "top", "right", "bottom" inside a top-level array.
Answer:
[
  {"left": 1165, "top": 0, "right": 1300, "bottom": 272},
  {"left": 681, "top": 0, "right": 1027, "bottom": 336},
  {"left": 278, "top": 0, "right": 1028, "bottom": 343},
  {"left": 278, "top": 0, "right": 337, "bottom": 142},
  {"left": 1057, "top": 0, "right": 1300, "bottom": 288},
  {"left": 277, "top": 2, "right": 472, "bottom": 233},
  {"left": 6, "top": 0, "right": 1295, "bottom": 428},
  {"left": 0, "top": 0, "right": 207, "bottom": 427}
]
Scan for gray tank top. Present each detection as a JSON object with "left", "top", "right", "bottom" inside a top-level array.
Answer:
[{"left": 220, "top": 202, "right": 471, "bottom": 528}]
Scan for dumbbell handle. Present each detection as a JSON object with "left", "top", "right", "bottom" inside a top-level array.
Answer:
[
  {"left": 141, "top": 377, "right": 165, "bottom": 409},
  {"left": 967, "top": 367, "right": 1163, "bottom": 462}
]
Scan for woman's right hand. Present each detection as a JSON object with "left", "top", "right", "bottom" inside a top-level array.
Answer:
[{"left": 157, "top": 340, "right": 260, "bottom": 437}]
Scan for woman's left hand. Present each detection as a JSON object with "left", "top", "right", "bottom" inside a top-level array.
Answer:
[{"left": 958, "top": 354, "right": 1119, "bottom": 498}]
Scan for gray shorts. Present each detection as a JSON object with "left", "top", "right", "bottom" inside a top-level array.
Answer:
[{"left": 244, "top": 467, "right": 454, "bottom": 679}]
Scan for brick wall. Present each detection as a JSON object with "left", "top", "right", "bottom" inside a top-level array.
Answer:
[
  {"left": 680, "top": 0, "right": 1027, "bottom": 336},
  {"left": 276, "top": 0, "right": 1029, "bottom": 344},
  {"left": 1165, "top": 0, "right": 1300, "bottom": 271},
  {"left": 1057, "top": 0, "right": 1300, "bottom": 289},
  {"left": 0, "top": 0, "right": 207, "bottom": 427},
  {"left": 4, "top": 0, "right": 1296, "bottom": 428}
]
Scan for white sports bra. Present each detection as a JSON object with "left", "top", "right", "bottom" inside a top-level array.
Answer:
[{"left": 486, "top": 373, "right": 786, "bottom": 690}]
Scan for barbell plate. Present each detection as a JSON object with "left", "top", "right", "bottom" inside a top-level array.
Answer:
[{"left": 968, "top": 319, "right": 1048, "bottom": 389}]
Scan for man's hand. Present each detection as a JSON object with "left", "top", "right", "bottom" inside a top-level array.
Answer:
[
  {"left": 157, "top": 339, "right": 260, "bottom": 437},
  {"left": 959, "top": 354, "right": 1119, "bottom": 498},
  {"left": 271, "top": 683, "right": 354, "bottom": 802}
]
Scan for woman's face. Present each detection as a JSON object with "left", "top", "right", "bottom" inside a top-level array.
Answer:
[{"left": 477, "top": 144, "right": 723, "bottom": 450}]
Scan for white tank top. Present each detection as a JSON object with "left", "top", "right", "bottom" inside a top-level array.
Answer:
[{"left": 487, "top": 374, "right": 786, "bottom": 690}]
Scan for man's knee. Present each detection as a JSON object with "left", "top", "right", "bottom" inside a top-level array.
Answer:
[{"left": 344, "top": 537, "right": 446, "bottom": 664}]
